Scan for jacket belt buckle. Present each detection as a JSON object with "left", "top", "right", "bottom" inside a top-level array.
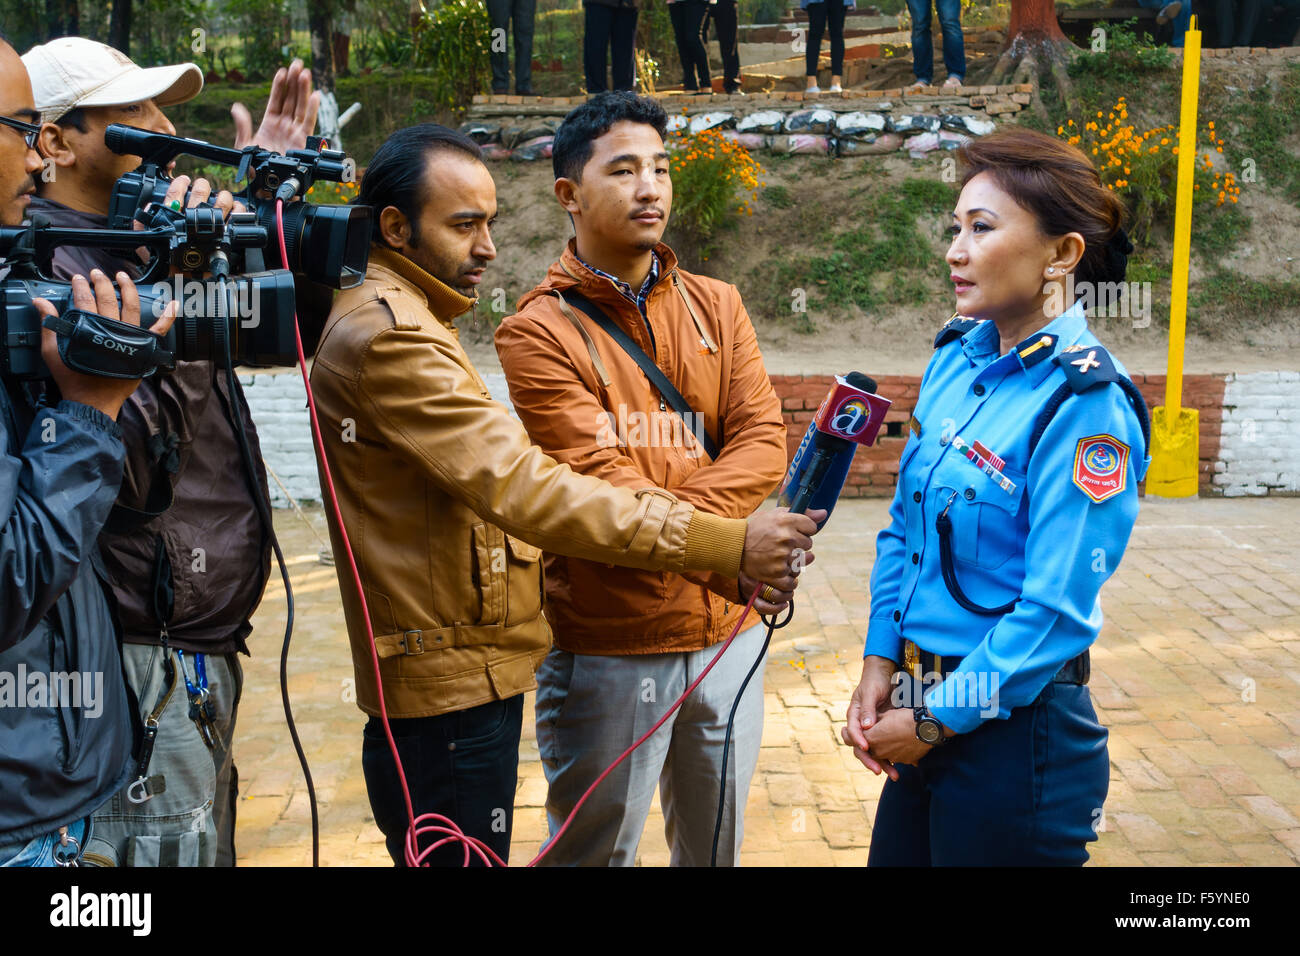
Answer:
[{"left": 400, "top": 630, "right": 424, "bottom": 655}]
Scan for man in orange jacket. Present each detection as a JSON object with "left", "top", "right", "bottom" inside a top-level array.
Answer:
[{"left": 496, "top": 93, "right": 794, "bottom": 865}]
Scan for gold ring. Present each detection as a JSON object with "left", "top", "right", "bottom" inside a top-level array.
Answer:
[{"left": 760, "top": 584, "right": 780, "bottom": 603}]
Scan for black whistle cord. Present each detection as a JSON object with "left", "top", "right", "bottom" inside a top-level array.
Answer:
[
  {"left": 218, "top": 293, "right": 320, "bottom": 867},
  {"left": 709, "top": 598, "right": 794, "bottom": 867}
]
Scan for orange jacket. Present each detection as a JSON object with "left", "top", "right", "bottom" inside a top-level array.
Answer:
[{"left": 495, "top": 239, "right": 787, "bottom": 655}]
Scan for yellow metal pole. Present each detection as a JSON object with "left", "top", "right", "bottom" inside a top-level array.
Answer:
[
  {"left": 1165, "top": 17, "right": 1201, "bottom": 416},
  {"left": 1147, "top": 15, "right": 1202, "bottom": 498}
]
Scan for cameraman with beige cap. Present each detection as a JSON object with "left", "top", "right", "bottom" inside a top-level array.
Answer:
[{"left": 21, "top": 36, "right": 319, "bottom": 868}]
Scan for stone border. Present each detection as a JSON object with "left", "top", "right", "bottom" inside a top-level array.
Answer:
[{"left": 471, "top": 83, "right": 1036, "bottom": 116}]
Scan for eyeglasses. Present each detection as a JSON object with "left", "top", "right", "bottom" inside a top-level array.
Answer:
[{"left": 0, "top": 114, "right": 41, "bottom": 149}]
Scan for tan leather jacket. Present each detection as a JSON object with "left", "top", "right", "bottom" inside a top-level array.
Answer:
[
  {"left": 309, "top": 246, "right": 750, "bottom": 718},
  {"left": 495, "top": 240, "right": 787, "bottom": 656}
]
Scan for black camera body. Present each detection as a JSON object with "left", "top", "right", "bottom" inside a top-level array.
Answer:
[{"left": 0, "top": 221, "right": 298, "bottom": 380}]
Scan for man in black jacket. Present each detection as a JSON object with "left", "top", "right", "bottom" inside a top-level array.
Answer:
[
  {"left": 0, "top": 35, "right": 178, "bottom": 865},
  {"left": 22, "top": 36, "right": 318, "bottom": 867}
]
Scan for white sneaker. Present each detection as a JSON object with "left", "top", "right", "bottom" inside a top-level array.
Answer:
[
  {"left": 829, "top": 83, "right": 843, "bottom": 93},
  {"left": 805, "top": 85, "right": 821, "bottom": 94}
]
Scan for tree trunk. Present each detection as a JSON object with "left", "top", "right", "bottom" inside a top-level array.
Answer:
[
  {"left": 109, "top": 0, "right": 132, "bottom": 55},
  {"left": 1006, "top": 0, "right": 1069, "bottom": 47},
  {"left": 308, "top": 0, "right": 342, "bottom": 148}
]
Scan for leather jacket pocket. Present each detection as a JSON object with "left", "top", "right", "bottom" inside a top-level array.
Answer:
[
  {"left": 471, "top": 524, "right": 545, "bottom": 627},
  {"left": 502, "top": 534, "right": 545, "bottom": 627}
]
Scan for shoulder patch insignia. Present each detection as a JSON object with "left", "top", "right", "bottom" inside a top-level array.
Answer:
[
  {"left": 1073, "top": 434, "right": 1130, "bottom": 502},
  {"left": 1054, "top": 345, "right": 1119, "bottom": 393}
]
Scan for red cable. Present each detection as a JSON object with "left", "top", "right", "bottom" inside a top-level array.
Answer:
[{"left": 279, "top": 199, "right": 759, "bottom": 866}]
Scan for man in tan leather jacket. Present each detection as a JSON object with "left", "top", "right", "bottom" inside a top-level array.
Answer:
[
  {"left": 495, "top": 93, "right": 794, "bottom": 866},
  {"left": 309, "top": 124, "right": 819, "bottom": 866}
]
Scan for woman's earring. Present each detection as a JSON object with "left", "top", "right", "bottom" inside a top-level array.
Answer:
[{"left": 1047, "top": 267, "right": 1056, "bottom": 275}]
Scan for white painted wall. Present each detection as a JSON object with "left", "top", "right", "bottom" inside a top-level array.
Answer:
[{"left": 1215, "top": 371, "right": 1300, "bottom": 497}]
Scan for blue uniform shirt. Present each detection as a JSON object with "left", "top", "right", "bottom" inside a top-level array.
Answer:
[{"left": 865, "top": 301, "right": 1150, "bottom": 734}]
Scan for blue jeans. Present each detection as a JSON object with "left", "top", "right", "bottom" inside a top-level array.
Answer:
[
  {"left": 906, "top": 0, "right": 966, "bottom": 84},
  {"left": 0, "top": 817, "right": 90, "bottom": 867},
  {"left": 362, "top": 694, "right": 524, "bottom": 867},
  {"left": 1137, "top": 0, "right": 1192, "bottom": 46}
]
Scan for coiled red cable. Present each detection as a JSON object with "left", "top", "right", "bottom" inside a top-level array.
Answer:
[{"left": 278, "top": 200, "right": 759, "bottom": 866}]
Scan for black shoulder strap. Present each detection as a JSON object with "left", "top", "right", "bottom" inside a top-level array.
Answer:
[
  {"left": 934, "top": 317, "right": 981, "bottom": 349},
  {"left": 560, "top": 289, "right": 721, "bottom": 462},
  {"left": 1028, "top": 347, "right": 1151, "bottom": 460}
]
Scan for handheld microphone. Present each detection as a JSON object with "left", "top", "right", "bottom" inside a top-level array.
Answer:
[{"left": 779, "top": 372, "right": 891, "bottom": 526}]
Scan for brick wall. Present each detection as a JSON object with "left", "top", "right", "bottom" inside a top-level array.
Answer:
[
  {"left": 768, "top": 372, "right": 1232, "bottom": 498},
  {"left": 241, "top": 367, "right": 1287, "bottom": 505}
]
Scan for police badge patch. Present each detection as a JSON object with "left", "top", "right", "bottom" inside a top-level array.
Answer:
[{"left": 1073, "top": 434, "right": 1130, "bottom": 502}]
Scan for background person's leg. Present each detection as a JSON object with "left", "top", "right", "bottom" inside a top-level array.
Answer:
[
  {"left": 583, "top": 1, "right": 613, "bottom": 93},
  {"left": 670, "top": 2, "right": 698, "bottom": 88},
  {"left": 905, "top": 0, "right": 935, "bottom": 84},
  {"left": 805, "top": 2, "right": 828, "bottom": 82},
  {"left": 486, "top": 0, "right": 513, "bottom": 92},
  {"left": 611, "top": 7, "right": 639, "bottom": 90},
  {"left": 714, "top": 0, "right": 741, "bottom": 92},
  {"left": 934, "top": 0, "right": 966, "bottom": 81},
  {"left": 514, "top": 0, "right": 536, "bottom": 92},
  {"left": 827, "top": 0, "right": 847, "bottom": 77},
  {"left": 685, "top": 0, "right": 713, "bottom": 91}
]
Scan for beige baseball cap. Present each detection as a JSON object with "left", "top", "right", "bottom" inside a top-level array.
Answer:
[{"left": 21, "top": 37, "right": 204, "bottom": 126}]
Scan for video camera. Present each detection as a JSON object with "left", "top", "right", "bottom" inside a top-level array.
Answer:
[
  {"left": 0, "top": 219, "right": 298, "bottom": 380},
  {"left": 0, "top": 128, "right": 371, "bottom": 380},
  {"left": 104, "top": 124, "right": 370, "bottom": 290}
]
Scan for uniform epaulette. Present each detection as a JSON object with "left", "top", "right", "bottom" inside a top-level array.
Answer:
[
  {"left": 933, "top": 318, "right": 980, "bottom": 349},
  {"left": 1053, "top": 345, "right": 1119, "bottom": 393}
]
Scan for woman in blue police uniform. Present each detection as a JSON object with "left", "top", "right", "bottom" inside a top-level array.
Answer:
[{"left": 841, "top": 127, "right": 1151, "bottom": 866}]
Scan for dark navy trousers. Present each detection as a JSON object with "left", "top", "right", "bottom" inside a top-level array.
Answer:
[{"left": 868, "top": 682, "right": 1109, "bottom": 866}]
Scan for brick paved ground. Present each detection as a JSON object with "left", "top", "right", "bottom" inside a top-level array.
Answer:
[{"left": 234, "top": 497, "right": 1300, "bottom": 866}]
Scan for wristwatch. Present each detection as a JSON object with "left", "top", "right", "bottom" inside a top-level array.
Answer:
[{"left": 913, "top": 706, "right": 948, "bottom": 746}]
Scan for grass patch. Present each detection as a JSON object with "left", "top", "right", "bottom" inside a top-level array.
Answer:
[
  {"left": 773, "top": 178, "right": 953, "bottom": 322},
  {"left": 1189, "top": 270, "right": 1300, "bottom": 333},
  {"left": 762, "top": 185, "right": 795, "bottom": 209}
]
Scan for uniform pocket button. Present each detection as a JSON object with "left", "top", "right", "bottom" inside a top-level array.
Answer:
[
  {"left": 911, "top": 553, "right": 919, "bottom": 564},
  {"left": 964, "top": 487, "right": 976, "bottom": 501},
  {"left": 912, "top": 491, "right": 922, "bottom": 503},
  {"left": 893, "top": 611, "right": 901, "bottom": 622},
  {"left": 973, "top": 384, "right": 986, "bottom": 396}
]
